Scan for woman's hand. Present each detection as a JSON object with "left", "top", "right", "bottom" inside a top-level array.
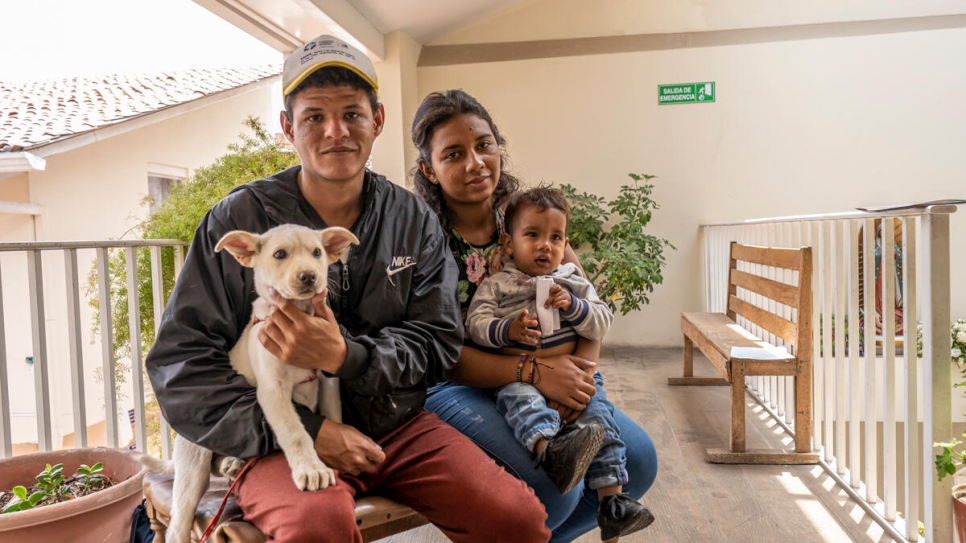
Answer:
[{"left": 531, "top": 354, "right": 597, "bottom": 412}]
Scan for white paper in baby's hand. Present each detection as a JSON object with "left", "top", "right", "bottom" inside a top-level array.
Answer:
[{"left": 535, "top": 276, "right": 560, "bottom": 337}]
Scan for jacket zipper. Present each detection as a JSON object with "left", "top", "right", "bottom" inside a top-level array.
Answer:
[{"left": 339, "top": 255, "right": 350, "bottom": 316}]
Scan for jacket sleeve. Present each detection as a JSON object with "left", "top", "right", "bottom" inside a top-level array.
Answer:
[
  {"left": 465, "top": 277, "right": 515, "bottom": 348},
  {"left": 144, "top": 198, "right": 304, "bottom": 458},
  {"left": 559, "top": 274, "right": 614, "bottom": 341},
  {"left": 336, "top": 216, "right": 463, "bottom": 398}
]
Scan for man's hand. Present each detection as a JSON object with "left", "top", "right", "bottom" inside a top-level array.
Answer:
[
  {"left": 545, "top": 285, "right": 573, "bottom": 313},
  {"left": 314, "top": 419, "right": 386, "bottom": 476},
  {"left": 532, "top": 354, "right": 596, "bottom": 412},
  {"left": 258, "top": 288, "right": 346, "bottom": 374},
  {"left": 507, "top": 309, "right": 540, "bottom": 345}
]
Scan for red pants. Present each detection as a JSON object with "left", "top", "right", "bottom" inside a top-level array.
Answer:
[{"left": 234, "top": 410, "right": 550, "bottom": 542}]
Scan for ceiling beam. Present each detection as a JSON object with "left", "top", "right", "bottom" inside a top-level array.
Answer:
[
  {"left": 194, "top": 0, "right": 385, "bottom": 60},
  {"left": 0, "top": 201, "right": 41, "bottom": 215},
  {"left": 299, "top": 0, "right": 385, "bottom": 60}
]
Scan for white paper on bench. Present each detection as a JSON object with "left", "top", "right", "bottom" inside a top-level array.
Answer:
[{"left": 730, "top": 344, "right": 791, "bottom": 360}]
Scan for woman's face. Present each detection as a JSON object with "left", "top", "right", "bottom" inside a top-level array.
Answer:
[{"left": 421, "top": 113, "right": 501, "bottom": 207}]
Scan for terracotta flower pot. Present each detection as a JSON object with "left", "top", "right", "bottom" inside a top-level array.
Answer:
[
  {"left": 0, "top": 447, "right": 146, "bottom": 543},
  {"left": 955, "top": 484, "right": 966, "bottom": 543}
]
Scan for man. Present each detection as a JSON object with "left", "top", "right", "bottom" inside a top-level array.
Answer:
[{"left": 146, "top": 35, "right": 550, "bottom": 542}]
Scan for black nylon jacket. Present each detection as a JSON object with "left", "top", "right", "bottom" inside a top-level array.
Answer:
[{"left": 145, "top": 167, "right": 462, "bottom": 457}]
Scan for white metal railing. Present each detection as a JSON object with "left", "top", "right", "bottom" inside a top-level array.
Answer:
[
  {"left": 0, "top": 239, "right": 185, "bottom": 460},
  {"left": 702, "top": 204, "right": 957, "bottom": 543}
]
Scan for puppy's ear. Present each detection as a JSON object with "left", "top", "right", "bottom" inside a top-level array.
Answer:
[
  {"left": 215, "top": 231, "right": 261, "bottom": 267},
  {"left": 320, "top": 227, "right": 360, "bottom": 264}
]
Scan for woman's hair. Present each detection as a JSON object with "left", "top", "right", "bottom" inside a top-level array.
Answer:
[
  {"left": 410, "top": 89, "right": 520, "bottom": 232},
  {"left": 503, "top": 185, "right": 571, "bottom": 234}
]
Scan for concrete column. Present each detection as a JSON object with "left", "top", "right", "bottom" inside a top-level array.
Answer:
[{"left": 371, "top": 30, "right": 422, "bottom": 188}]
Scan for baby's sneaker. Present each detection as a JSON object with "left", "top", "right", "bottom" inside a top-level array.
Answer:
[
  {"left": 534, "top": 423, "right": 605, "bottom": 494},
  {"left": 597, "top": 493, "right": 654, "bottom": 542}
]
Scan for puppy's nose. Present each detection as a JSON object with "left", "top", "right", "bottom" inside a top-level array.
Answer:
[{"left": 298, "top": 270, "right": 317, "bottom": 285}]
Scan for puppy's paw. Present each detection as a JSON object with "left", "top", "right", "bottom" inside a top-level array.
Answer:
[
  {"left": 291, "top": 458, "right": 336, "bottom": 491},
  {"left": 215, "top": 455, "right": 247, "bottom": 480}
]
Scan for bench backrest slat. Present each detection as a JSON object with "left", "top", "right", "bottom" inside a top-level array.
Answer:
[
  {"left": 730, "top": 269, "right": 799, "bottom": 307},
  {"left": 731, "top": 243, "right": 803, "bottom": 270},
  {"left": 728, "top": 295, "right": 798, "bottom": 347},
  {"left": 726, "top": 242, "right": 812, "bottom": 359}
]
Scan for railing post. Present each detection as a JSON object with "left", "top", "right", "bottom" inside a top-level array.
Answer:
[
  {"left": 127, "top": 247, "right": 147, "bottom": 452},
  {"left": 27, "top": 250, "right": 52, "bottom": 452},
  {"left": 0, "top": 261, "right": 10, "bottom": 457},
  {"left": 922, "top": 208, "right": 953, "bottom": 543},
  {"left": 64, "top": 248, "right": 88, "bottom": 448},
  {"left": 96, "top": 248, "right": 119, "bottom": 448}
]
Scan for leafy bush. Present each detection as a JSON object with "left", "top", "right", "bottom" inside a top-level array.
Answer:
[{"left": 560, "top": 173, "right": 674, "bottom": 315}]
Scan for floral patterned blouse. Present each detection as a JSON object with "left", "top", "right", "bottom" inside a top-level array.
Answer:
[{"left": 448, "top": 209, "right": 508, "bottom": 322}]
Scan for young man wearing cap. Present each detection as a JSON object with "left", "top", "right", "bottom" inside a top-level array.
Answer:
[{"left": 146, "top": 35, "right": 550, "bottom": 542}]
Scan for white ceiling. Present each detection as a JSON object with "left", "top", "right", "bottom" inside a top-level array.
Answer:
[
  {"left": 346, "top": 0, "right": 529, "bottom": 44},
  {"left": 194, "top": 0, "right": 531, "bottom": 60}
]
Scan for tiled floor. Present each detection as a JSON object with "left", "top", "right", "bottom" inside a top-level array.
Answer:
[{"left": 379, "top": 346, "right": 892, "bottom": 542}]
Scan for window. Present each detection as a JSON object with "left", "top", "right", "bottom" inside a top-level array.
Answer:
[{"left": 146, "top": 164, "right": 187, "bottom": 214}]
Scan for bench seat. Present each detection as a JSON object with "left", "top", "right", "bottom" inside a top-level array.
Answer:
[{"left": 142, "top": 471, "right": 429, "bottom": 542}]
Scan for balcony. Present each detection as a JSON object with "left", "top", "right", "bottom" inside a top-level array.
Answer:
[{"left": 0, "top": 202, "right": 960, "bottom": 542}]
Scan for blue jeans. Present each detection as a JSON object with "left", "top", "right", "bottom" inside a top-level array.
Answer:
[
  {"left": 496, "top": 372, "right": 628, "bottom": 489},
  {"left": 427, "top": 380, "right": 658, "bottom": 542}
]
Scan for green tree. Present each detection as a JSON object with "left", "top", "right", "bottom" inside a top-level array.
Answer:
[{"left": 560, "top": 173, "right": 674, "bottom": 315}]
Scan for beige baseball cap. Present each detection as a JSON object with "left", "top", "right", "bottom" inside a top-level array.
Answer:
[{"left": 282, "top": 35, "right": 379, "bottom": 98}]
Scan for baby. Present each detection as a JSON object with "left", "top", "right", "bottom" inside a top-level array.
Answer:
[{"left": 465, "top": 186, "right": 654, "bottom": 541}]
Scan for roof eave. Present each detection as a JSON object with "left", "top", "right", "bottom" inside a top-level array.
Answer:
[
  {"left": 23, "top": 74, "right": 280, "bottom": 160},
  {"left": 0, "top": 152, "right": 46, "bottom": 173}
]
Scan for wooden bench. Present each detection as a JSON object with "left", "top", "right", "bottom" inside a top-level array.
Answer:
[
  {"left": 668, "top": 242, "right": 819, "bottom": 464},
  {"left": 142, "top": 471, "right": 429, "bottom": 542}
]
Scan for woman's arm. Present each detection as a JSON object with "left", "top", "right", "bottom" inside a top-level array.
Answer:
[{"left": 449, "top": 344, "right": 597, "bottom": 411}]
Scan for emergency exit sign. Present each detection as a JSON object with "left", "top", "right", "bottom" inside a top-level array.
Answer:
[{"left": 658, "top": 82, "right": 715, "bottom": 105}]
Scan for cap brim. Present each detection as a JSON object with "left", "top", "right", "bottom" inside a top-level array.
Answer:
[{"left": 283, "top": 61, "right": 379, "bottom": 97}]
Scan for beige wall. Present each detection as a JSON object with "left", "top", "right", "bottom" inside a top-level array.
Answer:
[
  {"left": 0, "top": 79, "right": 282, "bottom": 446},
  {"left": 418, "top": 8, "right": 966, "bottom": 345}
]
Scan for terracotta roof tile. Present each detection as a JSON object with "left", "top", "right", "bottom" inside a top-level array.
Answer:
[{"left": 0, "top": 65, "right": 280, "bottom": 151}]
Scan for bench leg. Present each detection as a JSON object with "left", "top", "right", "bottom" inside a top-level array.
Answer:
[
  {"left": 730, "top": 364, "right": 746, "bottom": 453},
  {"left": 683, "top": 333, "right": 694, "bottom": 377},
  {"left": 794, "top": 359, "right": 813, "bottom": 453}
]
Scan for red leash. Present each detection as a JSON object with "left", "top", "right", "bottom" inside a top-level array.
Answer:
[{"left": 199, "top": 456, "right": 260, "bottom": 543}]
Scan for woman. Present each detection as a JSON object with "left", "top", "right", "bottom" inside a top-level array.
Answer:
[{"left": 411, "top": 89, "right": 658, "bottom": 542}]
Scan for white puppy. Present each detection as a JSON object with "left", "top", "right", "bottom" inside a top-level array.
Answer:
[{"left": 141, "top": 223, "right": 359, "bottom": 543}]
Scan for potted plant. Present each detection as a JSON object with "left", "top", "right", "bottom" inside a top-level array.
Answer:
[
  {"left": 560, "top": 173, "right": 674, "bottom": 316},
  {"left": 0, "top": 447, "right": 146, "bottom": 543},
  {"left": 931, "top": 319, "right": 966, "bottom": 540}
]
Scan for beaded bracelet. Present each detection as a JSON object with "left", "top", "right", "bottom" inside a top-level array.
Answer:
[
  {"left": 525, "top": 355, "right": 536, "bottom": 384},
  {"left": 517, "top": 353, "right": 527, "bottom": 382}
]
